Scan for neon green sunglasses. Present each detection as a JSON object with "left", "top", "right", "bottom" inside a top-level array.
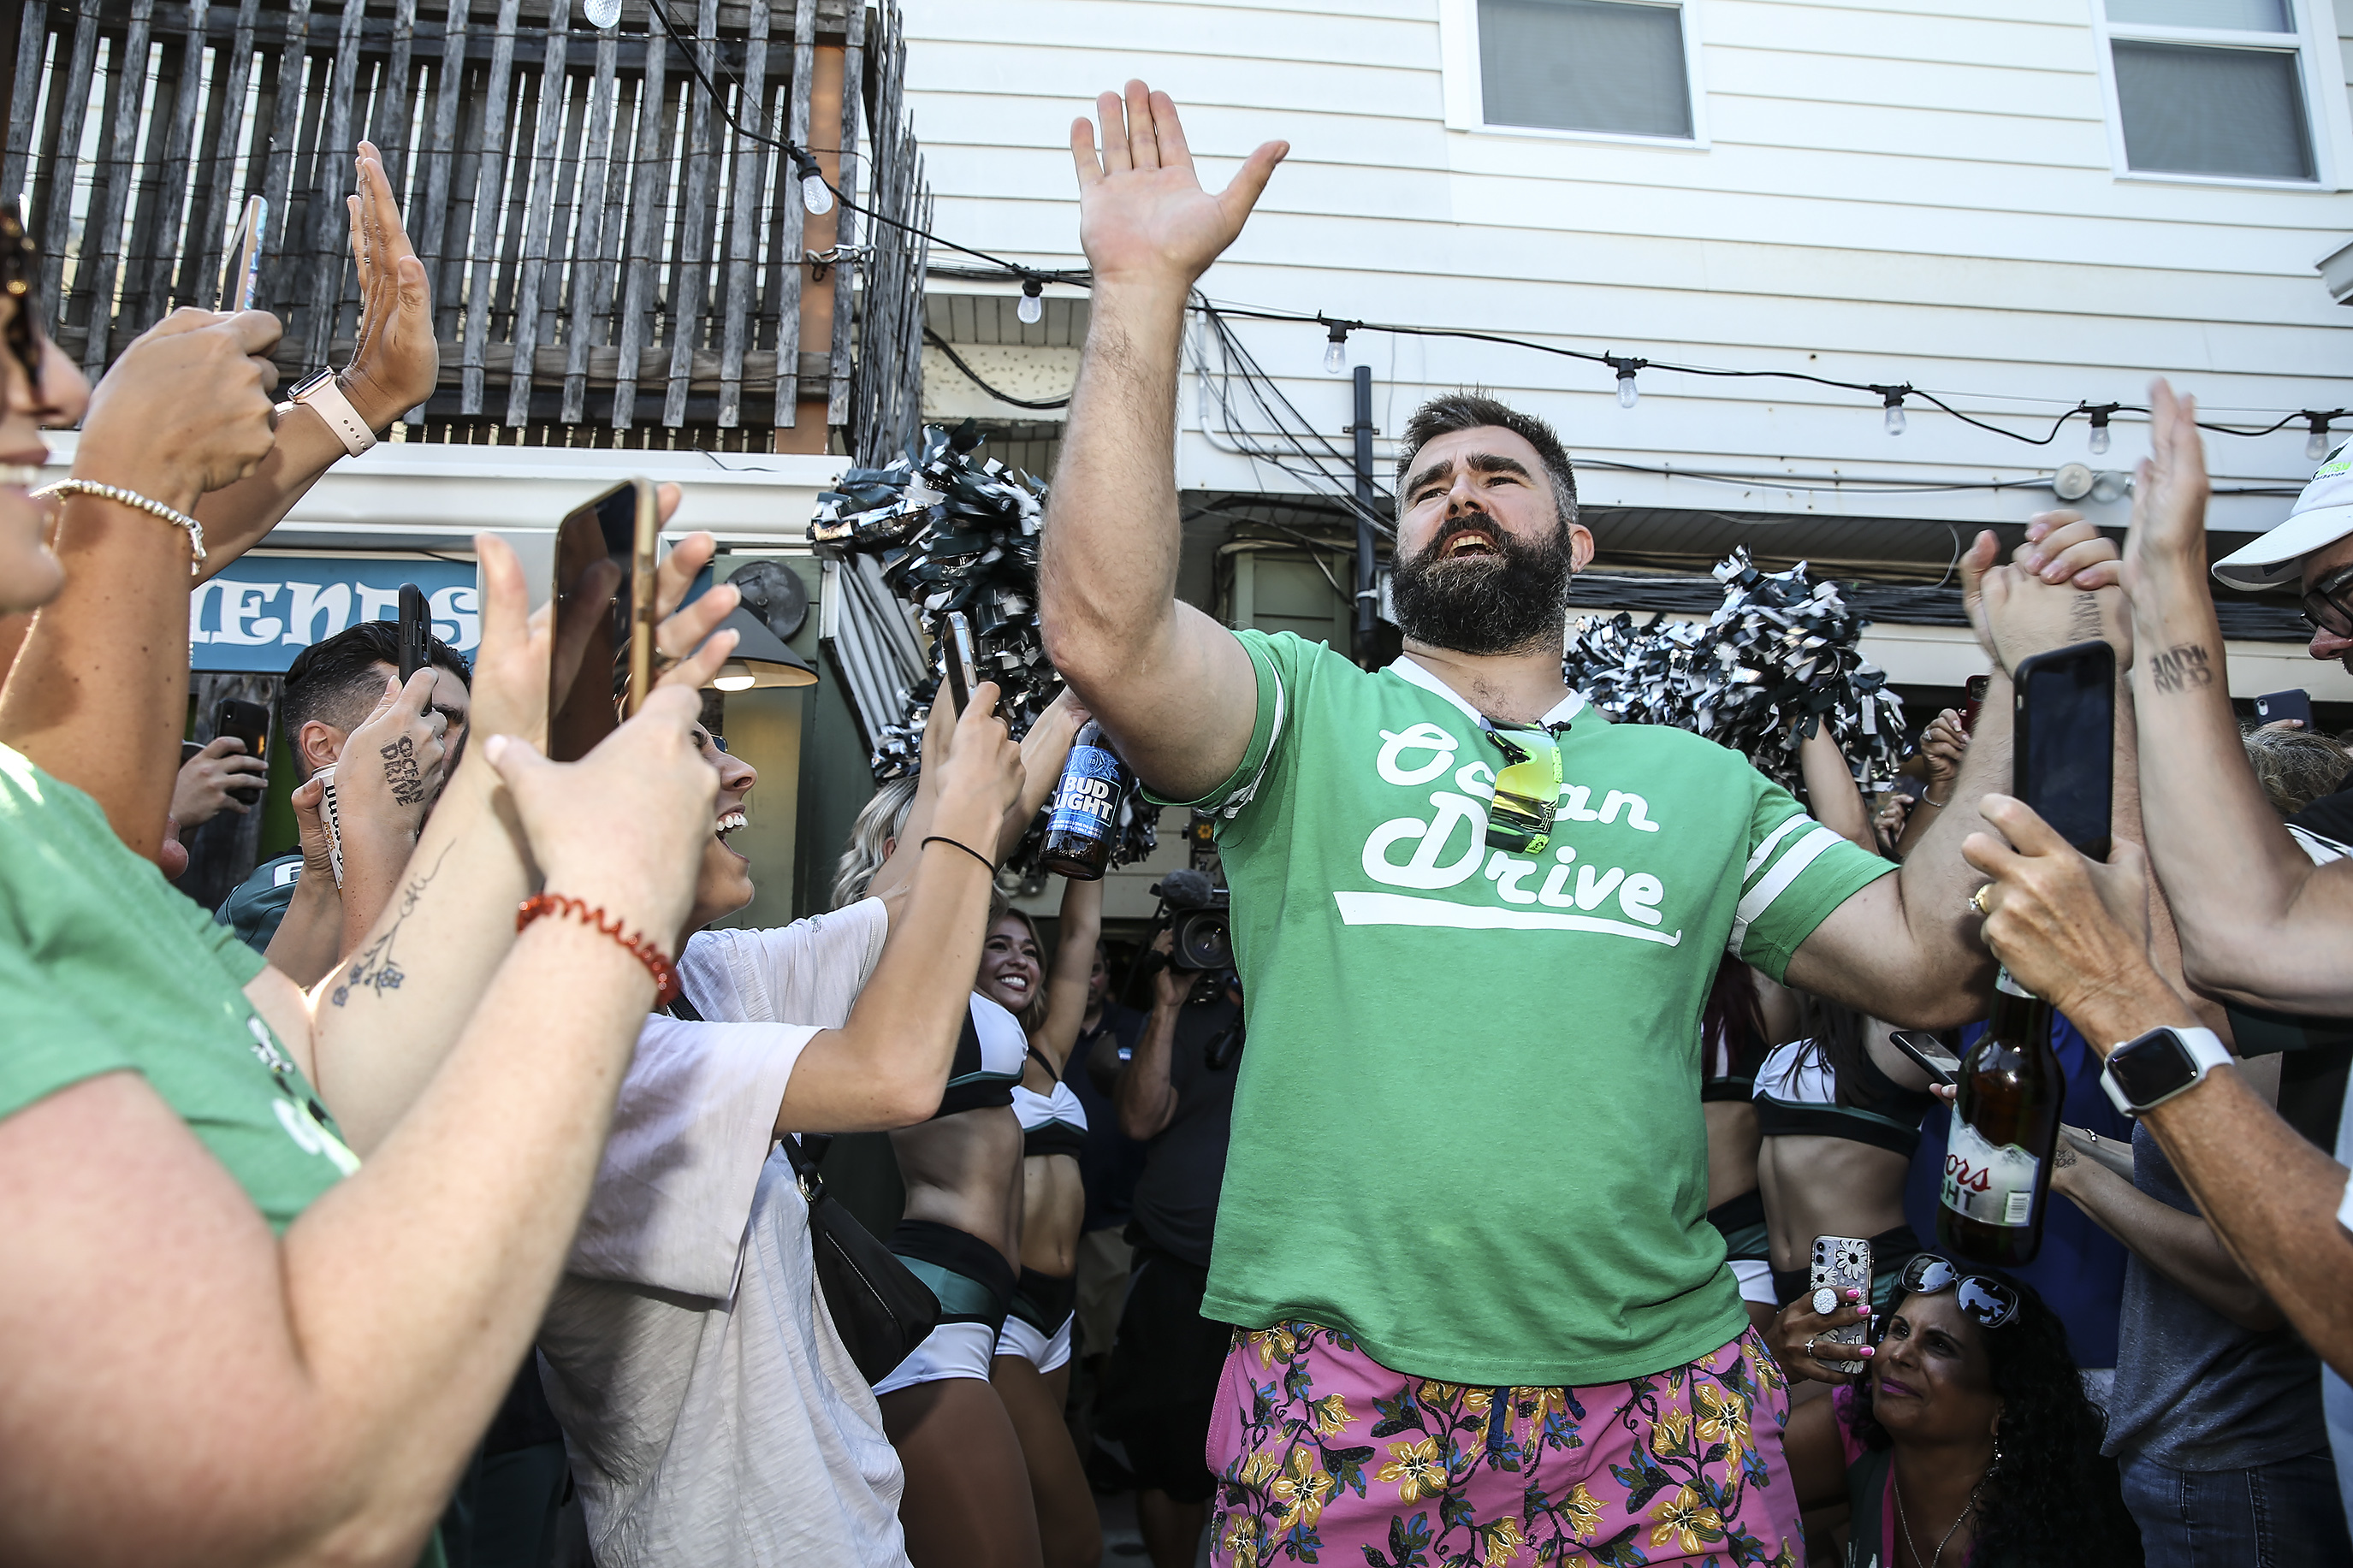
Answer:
[{"left": 1482, "top": 722, "right": 1565, "bottom": 856}]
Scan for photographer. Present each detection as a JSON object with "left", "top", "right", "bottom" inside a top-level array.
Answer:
[
  {"left": 170, "top": 734, "right": 268, "bottom": 831},
  {"left": 1094, "top": 923, "right": 1243, "bottom": 1568}
]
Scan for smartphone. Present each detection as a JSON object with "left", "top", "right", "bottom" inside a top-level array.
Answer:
[
  {"left": 212, "top": 696, "right": 270, "bottom": 805},
  {"left": 2254, "top": 688, "right": 2314, "bottom": 730},
  {"left": 396, "top": 583, "right": 431, "bottom": 683},
  {"left": 1891, "top": 1029, "right": 1960, "bottom": 1087},
  {"left": 1810, "top": 1234, "right": 1874, "bottom": 1362},
  {"left": 940, "top": 609, "right": 981, "bottom": 717},
  {"left": 548, "top": 478, "right": 659, "bottom": 763},
  {"left": 218, "top": 194, "right": 265, "bottom": 311},
  {"left": 2013, "top": 639, "right": 2115, "bottom": 861},
  {"left": 1958, "top": 673, "right": 1990, "bottom": 736}
]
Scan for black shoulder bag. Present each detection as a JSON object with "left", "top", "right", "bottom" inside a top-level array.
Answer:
[{"left": 667, "top": 993, "right": 939, "bottom": 1385}]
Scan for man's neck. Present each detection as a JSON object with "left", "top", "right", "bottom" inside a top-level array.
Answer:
[
  {"left": 1398, "top": 639, "right": 1568, "bottom": 727},
  {"left": 1082, "top": 1001, "right": 1105, "bottom": 1033}
]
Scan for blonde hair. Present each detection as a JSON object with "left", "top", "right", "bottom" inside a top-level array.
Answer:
[
  {"left": 2243, "top": 727, "right": 2351, "bottom": 820},
  {"left": 831, "top": 774, "right": 921, "bottom": 908}
]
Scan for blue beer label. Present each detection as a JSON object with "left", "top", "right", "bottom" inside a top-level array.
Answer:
[{"left": 1046, "top": 745, "right": 1124, "bottom": 840}]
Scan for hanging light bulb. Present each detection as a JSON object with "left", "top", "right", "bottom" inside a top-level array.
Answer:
[
  {"left": 2087, "top": 405, "right": 2113, "bottom": 456},
  {"left": 1606, "top": 355, "right": 1645, "bottom": 410},
  {"left": 2308, "top": 413, "right": 2335, "bottom": 463},
  {"left": 582, "top": 0, "right": 622, "bottom": 26},
  {"left": 1016, "top": 277, "right": 1044, "bottom": 326},
  {"left": 1878, "top": 386, "right": 1908, "bottom": 437},
  {"left": 1323, "top": 322, "right": 1348, "bottom": 376},
  {"left": 793, "top": 151, "right": 833, "bottom": 216}
]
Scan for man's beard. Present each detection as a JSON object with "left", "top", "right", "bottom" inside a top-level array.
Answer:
[{"left": 1390, "top": 511, "right": 1580, "bottom": 656}]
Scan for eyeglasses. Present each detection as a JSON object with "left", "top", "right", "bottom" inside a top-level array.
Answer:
[
  {"left": 1481, "top": 721, "right": 1564, "bottom": 856},
  {"left": 2303, "top": 564, "right": 2353, "bottom": 641},
  {"left": 1900, "top": 1254, "right": 2019, "bottom": 1329}
]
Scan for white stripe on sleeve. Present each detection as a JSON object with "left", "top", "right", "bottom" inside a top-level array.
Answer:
[{"left": 1728, "top": 825, "right": 1846, "bottom": 956}]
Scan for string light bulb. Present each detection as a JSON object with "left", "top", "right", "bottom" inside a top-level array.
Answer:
[
  {"left": 1876, "top": 386, "right": 1910, "bottom": 437},
  {"left": 2309, "top": 412, "right": 2336, "bottom": 463},
  {"left": 792, "top": 151, "right": 833, "bottom": 216},
  {"left": 582, "top": 0, "right": 622, "bottom": 25},
  {"left": 1323, "top": 321, "right": 1348, "bottom": 376},
  {"left": 1016, "top": 277, "right": 1043, "bottom": 326},
  {"left": 2085, "top": 404, "right": 2115, "bottom": 456},
  {"left": 1605, "top": 354, "right": 1646, "bottom": 411}
]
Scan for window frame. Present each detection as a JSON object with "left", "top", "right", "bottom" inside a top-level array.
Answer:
[
  {"left": 2088, "top": 0, "right": 2353, "bottom": 190},
  {"left": 1438, "top": 0, "right": 1713, "bottom": 151}
]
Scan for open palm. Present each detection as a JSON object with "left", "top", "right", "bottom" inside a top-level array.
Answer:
[
  {"left": 2120, "top": 377, "right": 2212, "bottom": 603},
  {"left": 1071, "top": 82, "right": 1288, "bottom": 288}
]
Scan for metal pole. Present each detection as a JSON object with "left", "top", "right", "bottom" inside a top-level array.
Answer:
[{"left": 1351, "top": 363, "right": 1377, "bottom": 667}]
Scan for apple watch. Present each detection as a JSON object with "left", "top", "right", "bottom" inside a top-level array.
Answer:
[
  {"left": 2101, "top": 1025, "right": 2232, "bottom": 1116},
  {"left": 279, "top": 370, "right": 377, "bottom": 457}
]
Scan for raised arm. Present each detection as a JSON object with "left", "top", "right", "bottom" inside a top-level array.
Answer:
[
  {"left": 1034, "top": 875, "right": 1105, "bottom": 1073},
  {"left": 2120, "top": 382, "right": 2353, "bottom": 1010},
  {"left": 775, "top": 688, "right": 1025, "bottom": 1132},
  {"left": 1798, "top": 727, "right": 1877, "bottom": 856},
  {"left": 1786, "top": 518, "right": 2125, "bottom": 1028},
  {"left": 1119, "top": 939, "right": 1188, "bottom": 1140},
  {"left": 1038, "top": 84, "right": 1284, "bottom": 801}
]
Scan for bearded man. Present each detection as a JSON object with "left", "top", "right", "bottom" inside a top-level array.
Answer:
[{"left": 1036, "top": 84, "right": 2124, "bottom": 1568}]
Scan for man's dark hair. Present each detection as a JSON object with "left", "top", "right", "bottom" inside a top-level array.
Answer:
[
  {"left": 1395, "top": 392, "right": 1580, "bottom": 525},
  {"left": 282, "top": 620, "right": 471, "bottom": 748}
]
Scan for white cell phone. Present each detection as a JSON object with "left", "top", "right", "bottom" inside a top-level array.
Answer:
[
  {"left": 313, "top": 762, "right": 347, "bottom": 888},
  {"left": 1810, "top": 1234, "right": 1873, "bottom": 1363}
]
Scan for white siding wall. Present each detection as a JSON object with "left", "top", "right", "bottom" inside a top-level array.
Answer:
[{"left": 900, "top": 0, "right": 2353, "bottom": 537}]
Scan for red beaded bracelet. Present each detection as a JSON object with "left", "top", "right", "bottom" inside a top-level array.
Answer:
[{"left": 515, "top": 891, "right": 681, "bottom": 1008}]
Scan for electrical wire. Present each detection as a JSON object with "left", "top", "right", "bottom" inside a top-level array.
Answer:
[{"left": 922, "top": 328, "right": 1070, "bottom": 409}]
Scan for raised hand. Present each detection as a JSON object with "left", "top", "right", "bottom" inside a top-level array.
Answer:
[
  {"left": 929, "top": 679, "right": 1027, "bottom": 854},
  {"left": 2121, "top": 378, "right": 2212, "bottom": 598},
  {"left": 1961, "top": 512, "right": 2128, "bottom": 677},
  {"left": 336, "top": 667, "right": 451, "bottom": 842},
  {"left": 170, "top": 735, "right": 270, "bottom": 825},
  {"left": 75, "top": 308, "right": 281, "bottom": 512},
  {"left": 338, "top": 140, "right": 436, "bottom": 431},
  {"left": 484, "top": 683, "right": 720, "bottom": 952},
  {"left": 1071, "top": 81, "right": 1288, "bottom": 291}
]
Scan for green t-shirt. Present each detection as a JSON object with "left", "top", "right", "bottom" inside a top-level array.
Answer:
[
  {"left": 1165, "top": 634, "right": 1894, "bottom": 1387},
  {"left": 0, "top": 744, "right": 356, "bottom": 1222}
]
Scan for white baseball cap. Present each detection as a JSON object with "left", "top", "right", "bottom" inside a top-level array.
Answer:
[{"left": 2213, "top": 441, "right": 2353, "bottom": 591}]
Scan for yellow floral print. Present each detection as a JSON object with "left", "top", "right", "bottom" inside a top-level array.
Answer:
[
  {"left": 1649, "top": 1485, "right": 1723, "bottom": 1554},
  {"left": 1270, "top": 1446, "right": 1335, "bottom": 1530},
  {"left": 1257, "top": 1325, "right": 1300, "bottom": 1369},
  {"left": 1693, "top": 1381, "right": 1753, "bottom": 1477},
  {"left": 1479, "top": 1514, "right": 1526, "bottom": 1566},
  {"left": 1376, "top": 1436, "right": 1447, "bottom": 1504},
  {"left": 1560, "top": 1482, "right": 1603, "bottom": 1540},
  {"left": 1650, "top": 1405, "right": 1692, "bottom": 1458},
  {"left": 1237, "top": 1447, "right": 1281, "bottom": 1490},
  {"left": 1310, "top": 1393, "right": 1353, "bottom": 1437}
]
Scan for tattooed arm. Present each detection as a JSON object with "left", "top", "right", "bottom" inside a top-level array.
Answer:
[{"left": 2119, "top": 383, "right": 2353, "bottom": 1013}]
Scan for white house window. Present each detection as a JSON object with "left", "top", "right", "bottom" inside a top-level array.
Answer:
[
  {"left": 2100, "top": 0, "right": 2319, "bottom": 181},
  {"left": 1474, "top": 0, "right": 1696, "bottom": 140}
]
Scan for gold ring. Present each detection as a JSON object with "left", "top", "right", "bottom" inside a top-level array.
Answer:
[{"left": 1969, "top": 885, "right": 1991, "bottom": 916}]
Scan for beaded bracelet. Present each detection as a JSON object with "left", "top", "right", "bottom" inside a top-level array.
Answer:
[
  {"left": 515, "top": 891, "right": 681, "bottom": 1007},
  {"left": 33, "top": 480, "right": 205, "bottom": 575}
]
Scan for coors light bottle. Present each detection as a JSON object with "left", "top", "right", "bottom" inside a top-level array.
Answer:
[{"left": 1937, "top": 967, "right": 2064, "bottom": 1267}]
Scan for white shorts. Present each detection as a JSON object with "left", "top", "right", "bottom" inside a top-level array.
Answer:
[
  {"left": 1729, "top": 1257, "right": 1777, "bottom": 1307},
  {"left": 872, "top": 1319, "right": 999, "bottom": 1396},
  {"left": 994, "top": 1311, "right": 1074, "bottom": 1374}
]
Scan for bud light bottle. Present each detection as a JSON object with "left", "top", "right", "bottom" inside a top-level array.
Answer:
[
  {"left": 1938, "top": 967, "right": 2064, "bottom": 1267},
  {"left": 1040, "top": 720, "right": 1129, "bottom": 880}
]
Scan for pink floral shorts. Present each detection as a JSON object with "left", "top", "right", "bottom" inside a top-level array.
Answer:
[{"left": 1206, "top": 1323, "right": 1801, "bottom": 1567}]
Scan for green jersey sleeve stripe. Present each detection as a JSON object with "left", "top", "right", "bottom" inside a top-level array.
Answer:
[
  {"left": 1729, "top": 825, "right": 1847, "bottom": 954},
  {"left": 1743, "top": 812, "right": 1817, "bottom": 883}
]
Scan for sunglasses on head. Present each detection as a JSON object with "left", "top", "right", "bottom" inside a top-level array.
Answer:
[
  {"left": 2304, "top": 563, "right": 2353, "bottom": 641},
  {"left": 1481, "top": 721, "right": 1564, "bottom": 856},
  {"left": 1900, "top": 1255, "right": 2019, "bottom": 1329}
]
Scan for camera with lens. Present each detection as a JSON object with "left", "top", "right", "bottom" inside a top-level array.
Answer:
[{"left": 1150, "top": 867, "right": 1232, "bottom": 973}]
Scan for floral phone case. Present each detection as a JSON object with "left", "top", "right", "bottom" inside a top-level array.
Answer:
[{"left": 1811, "top": 1234, "right": 1873, "bottom": 1361}]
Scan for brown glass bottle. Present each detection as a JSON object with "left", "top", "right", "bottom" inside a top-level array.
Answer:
[
  {"left": 1937, "top": 968, "right": 2065, "bottom": 1267},
  {"left": 1038, "top": 720, "right": 1128, "bottom": 880}
]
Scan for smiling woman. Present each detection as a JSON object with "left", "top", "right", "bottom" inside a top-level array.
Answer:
[{"left": 1773, "top": 1263, "right": 2137, "bottom": 1566}]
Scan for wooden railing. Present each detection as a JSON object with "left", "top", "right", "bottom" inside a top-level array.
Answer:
[{"left": 3, "top": 0, "right": 928, "bottom": 452}]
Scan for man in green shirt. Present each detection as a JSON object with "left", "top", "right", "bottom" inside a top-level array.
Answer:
[{"left": 1036, "top": 86, "right": 2125, "bottom": 1567}]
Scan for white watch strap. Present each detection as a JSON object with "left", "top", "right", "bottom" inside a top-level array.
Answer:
[
  {"left": 2174, "top": 1026, "right": 2233, "bottom": 1074},
  {"left": 290, "top": 374, "right": 377, "bottom": 456}
]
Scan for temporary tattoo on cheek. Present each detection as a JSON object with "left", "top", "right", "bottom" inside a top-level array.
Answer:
[
  {"left": 2148, "top": 643, "right": 2214, "bottom": 693},
  {"left": 381, "top": 735, "right": 426, "bottom": 806}
]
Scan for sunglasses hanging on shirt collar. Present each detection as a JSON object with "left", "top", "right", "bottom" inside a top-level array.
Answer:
[{"left": 1480, "top": 719, "right": 1567, "bottom": 857}]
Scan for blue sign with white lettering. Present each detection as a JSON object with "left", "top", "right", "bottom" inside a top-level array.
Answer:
[{"left": 190, "top": 556, "right": 478, "bottom": 673}]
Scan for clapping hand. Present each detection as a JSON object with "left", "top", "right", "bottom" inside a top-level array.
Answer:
[{"left": 335, "top": 141, "right": 437, "bottom": 432}]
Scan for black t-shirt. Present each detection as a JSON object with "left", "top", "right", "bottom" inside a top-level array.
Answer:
[
  {"left": 1129, "top": 991, "right": 1244, "bottom": 1269},
  {"left": 1071, "top": 1003, "right": 1148, "bottom": 1232},
  {"left": 2290, "top": 772, "right": 2353, "bottom": 849}
]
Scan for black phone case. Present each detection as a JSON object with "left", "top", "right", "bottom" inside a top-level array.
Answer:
[
  {"left": 396, "top": 583, "right": 430, "bottom": 683},
  {"left": 2013, "top": 640, "right": 2115, "bottom": 861}
]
